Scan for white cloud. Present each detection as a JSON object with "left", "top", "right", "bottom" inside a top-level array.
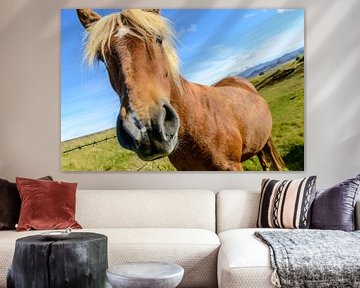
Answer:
[
  {"left": 184, "top": 18, "right": 304, "bottom": 86},
  {"left": 178, "top": 24, "right": 197, "bottom": 37},
  {"left": 61, "top": 72, "right": 120, "bottom": 141},
  {"left": 244, "top": 13, "right": 256, "bottom": 19},
  {"left": 61, "top": 101, "right": 118, "bottom": 141},
  {"left": 187, "top": 24, "right": 197, "bottom": 33},
  {"left": 186, "top": 54, "right": 241, "bottom": 85},
  {"left": 277, "top": 9, "right": 295, "bottom": 14}
]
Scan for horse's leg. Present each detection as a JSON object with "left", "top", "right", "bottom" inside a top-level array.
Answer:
[
  {"left": 260, "top": 138, "right": 286, "bottom": 171},
  {"left": 257, "top": 151, "right": 270, "bottom": 171}
]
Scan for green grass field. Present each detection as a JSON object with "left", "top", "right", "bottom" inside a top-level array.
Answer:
[
  {"left": 61, "top": 129, "right": 175, "bottom": 171},
  {"left": 61, "top": 57, "right": 304, "bottom": 171},
  {"left": 243, "top": 57, "right": 304, "bottom": 171}
]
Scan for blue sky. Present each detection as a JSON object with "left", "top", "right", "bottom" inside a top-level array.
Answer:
[{"left": 61, "top": 8, "right": 304, "bottom": 141}]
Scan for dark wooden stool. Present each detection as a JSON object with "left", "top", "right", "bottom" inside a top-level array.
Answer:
[{"left": 7, "top": 232, "right": 108, "bottom": 288}]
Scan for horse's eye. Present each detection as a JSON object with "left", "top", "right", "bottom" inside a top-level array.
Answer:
[
  {"left": 97, "top": 55, "right": 104, "bottom": 62},
  {"left": 156, "top": 36, "right": 163, "bottom": 45},
  {"left": 96, "top": 52, "right": 104, "bottom": 62}
]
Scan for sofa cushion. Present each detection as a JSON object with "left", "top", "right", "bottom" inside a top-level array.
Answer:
[
  {"left": 16, "top": 177, "right": 81, "bottom": 231},
  {"left": 76, "top": 190, "right": 216, "bottom": 231},
  {"left": 311, "top": 174, "right": 360, "bottom": 231},
  {"left": 257, "top": 177, "right": 317, "bottom": 229},
  {"left": 217, "top": 228, "right": 279, "bottom": 288},
  {"left": 0, "top": 228, "right": 220, "bottom": 288}
]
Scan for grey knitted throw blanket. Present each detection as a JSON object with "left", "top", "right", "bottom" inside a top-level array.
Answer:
[{"left": 255, "top": 230, "right": 360, "bottom": 288}]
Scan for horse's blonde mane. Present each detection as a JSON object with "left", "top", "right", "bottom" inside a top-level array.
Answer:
[{"left": 84, "top": 9, "right": 180, "bottom": 85}]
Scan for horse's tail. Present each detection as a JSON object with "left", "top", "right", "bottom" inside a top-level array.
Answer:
[{"left": 257, "top": 137, "right": 286, "bottom": 171}]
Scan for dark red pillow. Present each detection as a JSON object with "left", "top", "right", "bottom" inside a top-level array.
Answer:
[
  {"left": 16, "top": 177, "right": 82, "bottom": 231},
  {"left": 0, "top": 176, "right": 53, "bottom": 230}
]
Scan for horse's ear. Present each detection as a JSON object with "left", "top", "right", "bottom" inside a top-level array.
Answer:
[
  {"left": 142, "top": 9, "right": 160, "bottom": 14},
  {"left": 77, "top": 9, "right": 101, "bottom": 29}
]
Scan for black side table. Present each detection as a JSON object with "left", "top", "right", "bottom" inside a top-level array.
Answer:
[{"left": 7, "top": 232, "right": 108, "bottom": 288}]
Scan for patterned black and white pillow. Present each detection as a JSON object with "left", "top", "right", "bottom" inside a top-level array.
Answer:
[{"left": 257, "top": 176, "right": 317, "bottom": 229}]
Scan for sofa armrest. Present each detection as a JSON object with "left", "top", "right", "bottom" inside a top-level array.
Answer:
[{"left": 356, "top": 200, "right": 360, "bottom": 230}]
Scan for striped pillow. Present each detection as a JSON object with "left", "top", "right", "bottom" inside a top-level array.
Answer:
[{"left": 257, "top": 176, "right": 317, "bottom": 229}]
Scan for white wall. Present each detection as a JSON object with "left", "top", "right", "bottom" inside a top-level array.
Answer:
[{"left": 0, "top": 0, "right": 359, "bottom": 190}]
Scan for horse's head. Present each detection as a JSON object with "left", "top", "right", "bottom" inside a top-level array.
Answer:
[{"left": 77, "top": 9, "right": 180, "bottom": 161}]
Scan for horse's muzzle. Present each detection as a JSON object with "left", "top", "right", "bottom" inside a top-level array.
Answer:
[{"left": 116, "top": 103, "right": 179, "bottom": 161}]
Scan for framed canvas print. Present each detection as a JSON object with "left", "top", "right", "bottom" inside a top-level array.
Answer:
[{"left": 61, "top": 9, "right": 304, "bottom": 171}]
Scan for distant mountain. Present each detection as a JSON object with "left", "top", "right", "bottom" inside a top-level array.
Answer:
[{"left": 237, "top": 47, "right": 304, "bottom": 79}]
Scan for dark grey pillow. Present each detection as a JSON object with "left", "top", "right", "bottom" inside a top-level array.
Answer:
[
  {"left": 0, "top": 179, "right": 20, "bottom": 230},
  {"left": 311, "top": 174, "right": 360, "bottom": 231}
]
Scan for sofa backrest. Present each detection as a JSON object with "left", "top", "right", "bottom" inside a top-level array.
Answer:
[
  {"left": 76, "top": 190, "right": 216, "bottom": 231},
  {"left": 216, "top": 190, "right": 260, "bottom": 233},
  {"left": 217, "top": 190, "right": 360, "bottom": 232}
]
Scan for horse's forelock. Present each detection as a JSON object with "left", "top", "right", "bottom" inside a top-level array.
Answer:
[
  {"left": 84, "top": 13, "right": 120, "bottom": 65},
  {"left": 84, "top": 9, "right": 180, "bottom": 87}
]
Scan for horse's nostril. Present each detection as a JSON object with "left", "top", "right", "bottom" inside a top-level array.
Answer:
[
  {"left": 164, "top": 104, "right": 175, "bottom": 122},
  {"left": 162, "top": 104, "right": 179, "bottom": 138}
]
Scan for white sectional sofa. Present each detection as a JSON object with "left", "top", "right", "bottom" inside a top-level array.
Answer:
[
  {"left": 0, "top": 190, "right": 219, "bottom": 288},
  {"left": 216, "top": 190, "right": 360, "bottom": 288},
  {"left": 0, "top": 189, "right": 359, "bottom": 288}
]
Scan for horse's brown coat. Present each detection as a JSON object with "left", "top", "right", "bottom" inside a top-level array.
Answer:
[
  {"left": 168, "top": 76, "right": 272, "bottom": 170},
  {"left": 77, "top": 9, "right": 285, "bottom": 171}
]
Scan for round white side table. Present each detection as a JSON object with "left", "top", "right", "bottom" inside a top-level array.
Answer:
[{"left": 106, "top": 262, "right": 184, "bottom": 288}]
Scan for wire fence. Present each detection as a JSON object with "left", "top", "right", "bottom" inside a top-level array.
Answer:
[
  {"left": 62, "top": 135, "right": 117, "bottom": 154},
  {"left": 61, "top": 134, "right": 175, "bottom": 171}
]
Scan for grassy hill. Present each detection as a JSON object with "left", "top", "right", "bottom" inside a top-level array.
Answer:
[
  {"left": 243, "top": 56, "right": 304, "bottom": 171},
  {"left": 61, "top": 129, "right": 175, "bottom": 171},
  {"left": 61, "top": 57, "right": 304, "bottom": 171}
]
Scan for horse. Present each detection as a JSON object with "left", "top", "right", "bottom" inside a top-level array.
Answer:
[{"left": 76, "top": 9, "right": 285, "bottom": 171}]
